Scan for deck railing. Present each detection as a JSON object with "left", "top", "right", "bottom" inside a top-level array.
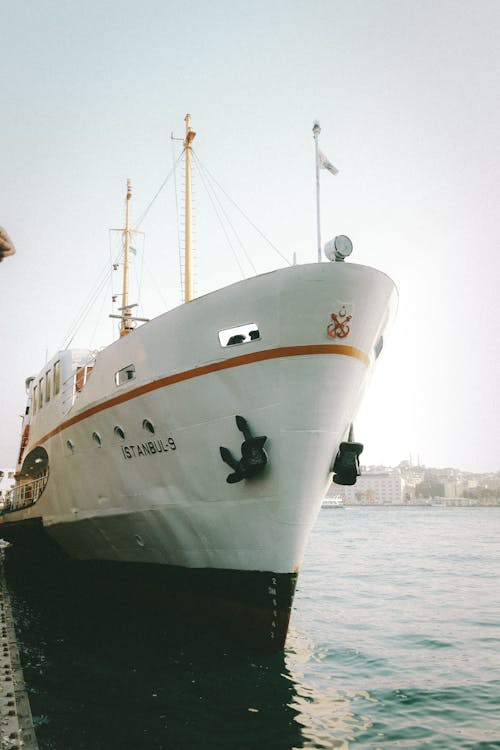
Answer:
[{"left": 2, "top": 471, "right": 49, "bottom": 514}]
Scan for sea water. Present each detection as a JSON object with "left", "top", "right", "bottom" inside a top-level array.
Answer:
[{"left": 6, "top": 507, "right": 500, "bottom": 749}]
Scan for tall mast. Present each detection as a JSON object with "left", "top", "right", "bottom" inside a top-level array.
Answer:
[
  {"left": 120, "top": 178, "right": 133, "bottom": 337},
  {"left": 313, "top": 121, "right": 322, "bottom": 263},
  {"left": 183, "top": 114, "right": 196, "bottom": 302}
]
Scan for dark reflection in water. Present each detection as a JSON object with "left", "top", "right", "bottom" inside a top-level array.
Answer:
[{"left": 6, "top": 548, "right": 305, "bottom": 750}]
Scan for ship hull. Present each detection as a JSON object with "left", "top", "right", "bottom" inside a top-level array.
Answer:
[
  {"left": 1, "top": 517, "right": 296, "bottom": 649},
  {"left": 4, "top": 261, "right": 397, "bottom": 648}
]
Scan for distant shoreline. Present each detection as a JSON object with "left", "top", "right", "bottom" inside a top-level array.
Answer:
[{"left": 335, "top": 501, "right": 500, "bottom": 508}]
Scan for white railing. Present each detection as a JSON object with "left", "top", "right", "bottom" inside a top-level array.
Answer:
[{"left": 3, "top": 471, "right": 49, "bottom": 513}]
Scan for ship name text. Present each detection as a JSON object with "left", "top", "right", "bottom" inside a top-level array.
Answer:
[{"left": 121, "top": 438, "right": 177, "bottom": 460}]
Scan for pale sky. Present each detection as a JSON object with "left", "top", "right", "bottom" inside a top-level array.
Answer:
[{"left": 1, "top": 0, "right": 499, "bottom": 473}]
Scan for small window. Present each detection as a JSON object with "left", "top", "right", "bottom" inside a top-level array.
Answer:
[
  {"left": 33, "top": 385, "right": 38, "bottom": 414},
  {"left": 115, "top": 364, "right": 136, "bottom": 386},
  {"left": 53, "top": 360, "right": 61, "bottom": 395},
  {"left": 114, "top": 426, "right": 125, "bottom": 440},
  {"left": 92, "top": 431, "right": 102, "bottom": 447},
  {"left": 39, "top": 378, "right": 44, "bottom": 409},
  {"left": 219, "top": 323, "right": 260, "bottom": 347},
  {"left": 45, "top": 370, "right": 51, "bottom": 402},
  {"left": 142, "top": 419, "right": 155, "bottom": 434},
  {"left": 75, "top": 366, "right": 85, "bottom": 393}
]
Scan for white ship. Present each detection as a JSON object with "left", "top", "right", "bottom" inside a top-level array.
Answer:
[{"left": 2, "top": 117, "right": 397, "bottom": 649}]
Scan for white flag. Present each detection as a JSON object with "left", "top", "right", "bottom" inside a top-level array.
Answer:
[{"left": 318, "top": 149, "right": 339, "bottom": 175}]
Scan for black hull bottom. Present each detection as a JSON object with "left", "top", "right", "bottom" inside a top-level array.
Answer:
[{"left": 0, "top": 517, "right": 298, "bottom": 652}]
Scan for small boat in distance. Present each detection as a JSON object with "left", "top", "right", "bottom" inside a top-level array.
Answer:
[
  {"left": 2, "top": 116, "right": 397, "bottom": 650},
  {"left": 322, "top": 495, "right": 345, "bottom": 508}
]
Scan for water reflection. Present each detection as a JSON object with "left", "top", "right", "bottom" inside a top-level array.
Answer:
[
  {"left": 285, "top": 629, "right": 379, "bottom": 750},
  {"left": 6, "top": 551, "right": 309, "bottom": 750}
]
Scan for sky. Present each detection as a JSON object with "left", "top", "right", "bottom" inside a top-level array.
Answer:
[{"left": 1, "top": 0, "right": 499, "bottom": 473}]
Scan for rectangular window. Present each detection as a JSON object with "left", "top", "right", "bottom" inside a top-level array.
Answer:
[
  {"left": 218, "top": 323, "right": 260, "bottom": 347},
  {"left": 53, "top": 360, "right": 61, "bottom": 395},
  {"left": 45, "top": 370, "right": 51, "bottom": 402},
  {"left": 39, "top": 378, "right": 44, "bottom": 409},
  {"left": 115, "top": 364, "right": 136, "bottom": 386},
  {"left": 33, "top": 385, "right": 38, "bottom": 414},
  {"left": 75, "top": 367, "right": 85, "bottom": 393}
]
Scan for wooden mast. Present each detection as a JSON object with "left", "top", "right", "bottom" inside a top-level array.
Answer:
[
  {"left": 183, "top": 114, "right": 196, "bottom": 303},
  {"left": 120, "top": 178, "right": 133, "bottom": 336}
]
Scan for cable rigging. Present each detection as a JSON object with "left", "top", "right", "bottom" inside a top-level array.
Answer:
[
  {"left": 192, "top": 152, "right": 292, "bottom": 268},
  {"left": 59, "top": 131, "right": 290, "bottom": 350}
]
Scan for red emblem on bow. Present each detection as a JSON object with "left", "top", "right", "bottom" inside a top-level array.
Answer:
[{"left": 327, "top": 306, "right": 352, "bottom": 339}]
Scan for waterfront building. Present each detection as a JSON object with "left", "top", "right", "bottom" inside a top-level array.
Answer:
[{"left": 337, "top": 469, "right": 405, "bottom": 505}]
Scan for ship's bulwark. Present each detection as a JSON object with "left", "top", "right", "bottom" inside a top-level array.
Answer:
[{"left": 1, "top": 517, "right": 297, "bottom": 651}]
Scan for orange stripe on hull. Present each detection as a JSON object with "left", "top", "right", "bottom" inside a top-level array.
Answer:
[{"left": 32, "top": 343, "right": 369, "bottom": 449}]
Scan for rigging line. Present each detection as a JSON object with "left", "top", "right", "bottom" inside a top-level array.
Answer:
[
  {"left": 59, "top": 258, "right": 111, "bottom": 350},
  {"left": 89, "top": 274, "right": 112, "bottom": 349},
  {"left": 194, "top": 152, "right": 246, "bottom": 279},
  {"left": 63, "top": 267, "right": 113, "bottom": 350},
  {"left": 194, "top": 154, "right": 253, "bottom": 273},
  {"left": 109, "top": 228, "right": 115, "bottom": 342},
  {"left": 193, "top": 153, "right": 257, "bottom": 275},
  {"left": 133, "top": 152, "right": 184, "bottom": 229},
  {"left": 131, "top": 239, "right": 149, "bottom": 319},
  {"left": 62, "top": 237, "right": 123, "bottom": 350},
  {"left": 141, "top": 253, "right": 169, "bottom": 309},
  {"left": 192, "top": 150, "right": 292, "bottom": 266}
]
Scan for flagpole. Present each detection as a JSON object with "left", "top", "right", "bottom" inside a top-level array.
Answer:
[{"left": 313, "top": 121, "right": 321, "bottom": 263}]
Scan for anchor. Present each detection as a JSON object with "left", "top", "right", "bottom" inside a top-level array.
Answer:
[
  {"left": 332, "top": 424, "right": 363, "bottom": 486},
  {"left": 220, "top": 415, "right": 268, "bottom": 484}
]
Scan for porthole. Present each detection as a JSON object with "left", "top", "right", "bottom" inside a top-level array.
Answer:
[
  {"left": 114, "top": 426, "right": 125, "bottom": 440},
  {"left": 66, "top": 439, "right": 75, "bottom": 453},
  {"left": 142, "top": 419, "right": 155, "bottom": 434},
  {"left": 92, "top": 431, "right": 102, "bottom": 447}
]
